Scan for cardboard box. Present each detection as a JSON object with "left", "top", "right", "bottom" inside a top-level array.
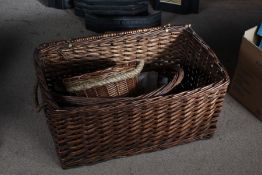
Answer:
[{"left": 230, "top": 26, "right": 262, "bottom": 120}]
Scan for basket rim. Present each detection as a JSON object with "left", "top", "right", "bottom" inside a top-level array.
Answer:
[
  {"left": 37, "top": 24, "right": 188, "bottom": 53},
  {"left": 38, "top": 68, "right": 229, "bottom": 113},
  {"left": 48, "top": 79, "right": 229, "bottom": 113}
]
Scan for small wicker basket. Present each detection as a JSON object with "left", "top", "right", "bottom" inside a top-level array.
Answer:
[
  {"left": 63, "top": 60, "right": 144, "bottom": 97},
  {"left": 51, "top": 65, "right": 184, "bottom": 107}
]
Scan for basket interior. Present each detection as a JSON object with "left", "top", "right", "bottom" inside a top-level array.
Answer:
[{"left": 37, "top": 26, "right": 227, "bottom": 106}]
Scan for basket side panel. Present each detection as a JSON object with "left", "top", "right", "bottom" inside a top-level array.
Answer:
[{"left": 47, "top": 83, "right": 228, "bottom": 168}]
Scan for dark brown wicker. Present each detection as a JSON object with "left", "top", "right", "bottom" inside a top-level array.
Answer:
[
  {"left": 34, "top": 25, "right": 230, "bottom": 169},
  {"left": 63, "top": 60, "right": 144, "bottom": 97}
]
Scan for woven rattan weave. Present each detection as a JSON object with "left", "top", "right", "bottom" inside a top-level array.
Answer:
[{"left": 34, "top": 25, "right": 229, "bottom": 168}]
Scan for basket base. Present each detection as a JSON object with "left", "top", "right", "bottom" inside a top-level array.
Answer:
[{"left": 60, "top": 132, "right": 215, "bottom": 169}]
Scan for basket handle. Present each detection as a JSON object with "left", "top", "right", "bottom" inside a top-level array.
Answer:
[{"left": 34, "top": 80, "right": 46, "bottom": 112}]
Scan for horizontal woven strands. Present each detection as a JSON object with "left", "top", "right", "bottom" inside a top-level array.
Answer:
[{"left": 34, "top": 25, "right": 230, "bottom": 168}]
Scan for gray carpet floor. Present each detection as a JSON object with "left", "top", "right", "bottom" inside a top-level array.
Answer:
[{"left": 0, "top": 0, "right": 262, "bottom": 174}]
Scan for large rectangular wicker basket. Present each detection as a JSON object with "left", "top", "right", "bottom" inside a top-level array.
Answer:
[{"left": 34, "top": 25, "right": 230, "bottom": 169}]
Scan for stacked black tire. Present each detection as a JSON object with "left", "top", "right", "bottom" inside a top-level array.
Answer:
[
  {"left": 74, "top": 0, "right": 149, "bottom": 17},
  {"left": 48, "top": 0, "right": 73, "bottom": 9},
  {"left": 48, "top": 0, "right": 161, "bottom": 32}
]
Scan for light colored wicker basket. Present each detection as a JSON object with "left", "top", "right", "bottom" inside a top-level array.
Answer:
[{"left": 63, "top": 60, "right": 144, "bottom": 97}]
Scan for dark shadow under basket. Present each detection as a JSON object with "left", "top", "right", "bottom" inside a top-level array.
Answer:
[{"left": 34, "top": 25, "right": 230, "bottom": 169}]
